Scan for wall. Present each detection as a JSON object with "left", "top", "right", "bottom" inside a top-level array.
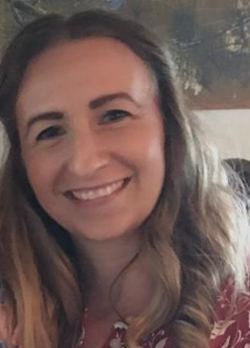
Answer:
[{"left": 196, "top": 109, "right": 250, "bottom": 161}]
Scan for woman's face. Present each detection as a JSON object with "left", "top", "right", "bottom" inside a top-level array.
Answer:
[{"left": 16, "top": 37, "right": 165, "bottom": 241}]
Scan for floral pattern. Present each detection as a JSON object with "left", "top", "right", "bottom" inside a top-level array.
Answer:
[
  {"left": 78, "top": 277, "right": 250, "bottom": 348},
  {"left": 1, "top": 279, "right": 249, "bottom": 348}
]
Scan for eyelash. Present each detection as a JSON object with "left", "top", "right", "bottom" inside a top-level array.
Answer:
[
  {"left": 101, "top": 109, "right": 131, "bottom": 124},
  {"left": 35, "top": 109, "right": 131, "bottom": 141},
  {"left": 36, "top": 125, "right": 64, "bottom": 142}
]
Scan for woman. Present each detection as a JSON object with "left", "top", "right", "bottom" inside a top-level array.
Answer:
[{"left": 0, "top": 10, "right": 249, "bottom": 348}]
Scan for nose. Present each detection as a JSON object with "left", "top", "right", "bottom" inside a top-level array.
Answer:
[{"left": 65, "top": 128, "right": 108, "bottom": 177}]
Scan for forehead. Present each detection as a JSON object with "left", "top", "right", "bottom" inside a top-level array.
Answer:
[{"left": 16, "top": 37, "right": 156, "bottom": 114}]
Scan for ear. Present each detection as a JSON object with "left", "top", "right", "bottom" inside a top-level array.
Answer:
[
  {"left": 0, "top": 305, "right": 9, "bottom": 343},
  {"left": 0, "top": 304, "right": 20, "bottom": 348},
  {"left": 11, "top": 325, "right": 20, "bottom": 347}
]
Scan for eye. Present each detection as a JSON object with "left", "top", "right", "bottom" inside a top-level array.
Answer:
[
  {"left": 36, "top": 125, "right": 65, "bottom": 142},
  {"left": 101, "top": 109, "right": 131, "bottom": 124}
]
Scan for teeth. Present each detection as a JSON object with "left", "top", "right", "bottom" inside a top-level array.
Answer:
[{"left": 71, "top": 179, "right": 125, "bottom": 201}]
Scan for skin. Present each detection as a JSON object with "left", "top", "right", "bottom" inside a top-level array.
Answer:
[
  {"left": 0, "top": 305, "right": 18, "bottom": 346},
  {"left": 15, "top": 37, "right": 165, "bottom": 346}
]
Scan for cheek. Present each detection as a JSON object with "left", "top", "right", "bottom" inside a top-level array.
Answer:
[
  {"left": 132, "top": 125, "right": 165, "bottom": 176},
  {"left": 148, "top": 135, "right": 165, "bottom": 167},
  {"left": 22, "top": 152, "right": 57, "bottom": 197},
  {"left": 144, "top": 139, "right": 165, "bottom": 192},
  {"left": 140, "top": 130, "right": 165, "bottom": 202}
]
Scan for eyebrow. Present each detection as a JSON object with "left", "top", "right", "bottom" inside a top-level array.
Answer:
[
  {"left": 89, "top": 92, "right": 141, "bottom": 109},
  {"left": 25, "top": 92, "right": 140, "bottom": 136}
]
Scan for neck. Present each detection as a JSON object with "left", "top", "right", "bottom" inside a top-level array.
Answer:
[{"left": 73, "top": 231, "right": 154, "bottom": 321}]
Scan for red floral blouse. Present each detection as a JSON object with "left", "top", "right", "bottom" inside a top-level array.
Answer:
[
  {"left": 77, "top": 277, "right": 250, "bottom": 348},
  {"left": 1, "top": 279, "right": 249, "bottom": 348}
]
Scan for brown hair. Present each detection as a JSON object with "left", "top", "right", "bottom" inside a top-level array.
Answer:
[{"left": 0, "top": 10, "right": 249, "bottom": 348}]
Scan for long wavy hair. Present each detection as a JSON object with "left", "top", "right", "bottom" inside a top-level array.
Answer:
[{"left": 0, "top": 10, "right": 249, "bottom": 348}]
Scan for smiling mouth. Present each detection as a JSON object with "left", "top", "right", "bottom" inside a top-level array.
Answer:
[{"left": 66, "top": 178, "right": 131, "bottom": 202}]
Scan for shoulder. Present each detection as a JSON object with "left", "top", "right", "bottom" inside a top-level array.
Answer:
[{"left": 210, "top": 275, "right": 250, "bottom": 348}]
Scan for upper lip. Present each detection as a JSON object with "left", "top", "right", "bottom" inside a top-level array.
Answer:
[{"left": 66, "top": 177, "right": 129, "bottom": 192}]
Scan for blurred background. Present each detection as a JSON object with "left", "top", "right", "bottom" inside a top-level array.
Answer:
[{"left": 0, "top": 0, "right": 250, "bottom": 161}]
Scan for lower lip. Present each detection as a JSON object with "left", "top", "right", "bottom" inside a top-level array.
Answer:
[{"left": 66, "top": 178, "right": 131, "bottom": 208}]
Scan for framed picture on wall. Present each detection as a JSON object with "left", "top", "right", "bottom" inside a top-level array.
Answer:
[{"left": 1, "top": 0, "right": 249, "bottom": 109}]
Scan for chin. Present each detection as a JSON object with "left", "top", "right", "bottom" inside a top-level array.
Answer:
[{"left": 69, "top": 222, "right": 138, "bottom": 243}]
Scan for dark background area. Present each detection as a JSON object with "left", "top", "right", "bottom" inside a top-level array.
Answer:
[{"left": 1, "top": 0, "right": 250, "bottom": 109}]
